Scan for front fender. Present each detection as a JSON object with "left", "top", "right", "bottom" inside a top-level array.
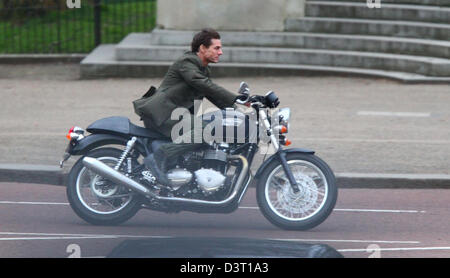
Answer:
[
  {"left": 254, "top": 148, "right": 315, "bottom": 179},
  {"left": 69, "top": 134, "right": 147, "bottom": 156}
]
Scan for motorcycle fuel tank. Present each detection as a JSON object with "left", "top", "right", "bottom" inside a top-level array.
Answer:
[{"left": 201, "top": 108, "right": 256, "bottom": 144}]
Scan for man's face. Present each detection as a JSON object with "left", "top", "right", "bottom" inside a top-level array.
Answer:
[{"left": 199, "top": 39, "right": 223, "bottom": 65}]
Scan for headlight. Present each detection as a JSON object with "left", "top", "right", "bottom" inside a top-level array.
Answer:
[
  {"left": 278, "top": 107, "right": 291, "bottom": 122},
  {"left": 274, "top": 107, "right": 290, "bottom": 135}
]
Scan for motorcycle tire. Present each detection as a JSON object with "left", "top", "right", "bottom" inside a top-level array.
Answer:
[
  {"left": 256, "top": 152, "right": 337, "bottom": 231},
  {"left": 66, "top": 147, "right": 142, "bottom": 225}
]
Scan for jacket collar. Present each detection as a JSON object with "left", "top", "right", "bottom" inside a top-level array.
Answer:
[{"left": 184, "top": 51, "right": 207, "bottom": 70}]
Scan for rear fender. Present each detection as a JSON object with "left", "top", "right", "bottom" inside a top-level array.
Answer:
[{"left": 69, "top": 134, "right": 148, "bottom": 156}]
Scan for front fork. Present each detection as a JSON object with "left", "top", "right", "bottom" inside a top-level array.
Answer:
[
  {"left": 259, "top": 110, "right": 299, "bottom": 193},
  {"left": 277, "top": 150, "right": 300, "bottom": 193}
]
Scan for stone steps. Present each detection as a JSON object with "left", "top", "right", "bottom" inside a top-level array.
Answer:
[
  {"left": 141, "top": 30, "right": 450, "bottom": 59},
  {"left": 309, "top": 0, "right": 450, "bottom": 7},
  {"left": 80, "top": 1, "right": 450, "bottom": 82},
  {"left": 115, "top": 40, "right": 450, "bottom": 77},
  {"left": 306, "top": 1, "right": 450, "bottom": 23},
  {"left": 81, "top": 44, "right": 450, "bottom": 83},
  {"left": 286, "top": 17, "right": 450, "bottom": 40}
]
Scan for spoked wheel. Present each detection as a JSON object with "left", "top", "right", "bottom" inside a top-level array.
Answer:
[
  {"left": 257, "top": 153, "right": 337, "bottom": 230},
  {"left": 66, "top": 148, "right": 142, "bottom": 225}
]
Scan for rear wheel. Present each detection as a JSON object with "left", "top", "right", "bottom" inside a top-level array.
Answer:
[
  {"left": 66, "top": 148, "right": 142, "bottom": 225},
  {"left": 257, "top": 153, "right": 337, "bottom": 230}
]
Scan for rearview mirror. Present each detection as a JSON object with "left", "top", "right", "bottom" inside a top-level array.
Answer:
[{"left": 238, "top": 82, "right": 249, "bottom": 95}]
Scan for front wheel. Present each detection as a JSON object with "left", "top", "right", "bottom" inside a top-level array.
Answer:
[
  {"left": 66, "top": 148, "right": 142, "bottom": 225},
  {"left": 256, "top": 153, "right": 337, "bottom": 230}
]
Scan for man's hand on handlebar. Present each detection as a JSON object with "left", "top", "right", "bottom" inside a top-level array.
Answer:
[{"left": 235, "top": 94, "right": 251, "bottom": 107}]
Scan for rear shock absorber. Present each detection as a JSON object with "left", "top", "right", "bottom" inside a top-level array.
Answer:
[{"left": 114, "top": 137, "right": 137, "bottom": 171}]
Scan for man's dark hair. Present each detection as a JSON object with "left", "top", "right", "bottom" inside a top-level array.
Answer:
[{"left": 191, "top": 28, "right": 221, "bottom": 53}]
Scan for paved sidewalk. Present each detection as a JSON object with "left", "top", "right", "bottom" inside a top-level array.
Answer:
[{"left": 0, "top": 63, "right": 449, "bottom": 188}]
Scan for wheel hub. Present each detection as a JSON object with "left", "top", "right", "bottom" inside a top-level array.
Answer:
[
  {"left": 91, "top": 175, "right": 118, "bottom": 198},
  {"left": 276, "top": 173, "right": 318, "bottom": 214}
]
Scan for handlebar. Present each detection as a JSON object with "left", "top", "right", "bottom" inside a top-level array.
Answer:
[
  {"left": 235, "top": 82, "right": 279, "bottom": 108},
  {"left": 236, "top": 94, "right": 279, "bottom": 108}
]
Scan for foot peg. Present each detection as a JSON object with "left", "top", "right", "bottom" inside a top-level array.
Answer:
[
  {"left": 141, "top": 170, "right": 156, "bottom": 184},
  {"left": 144, "top": 154, "right": 171, "bottom": 187}
]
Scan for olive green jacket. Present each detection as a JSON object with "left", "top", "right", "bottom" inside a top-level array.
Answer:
[{"left": 134, "top": 51, "right": 238, "bottom": 137}]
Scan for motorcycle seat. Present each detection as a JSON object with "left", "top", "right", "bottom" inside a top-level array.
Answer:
[
  {"left": 129, "top": 122, "right": 169, "bottom": 139},
  {"left": 87, "top": 116, "right": 169, "bottom": 140}
]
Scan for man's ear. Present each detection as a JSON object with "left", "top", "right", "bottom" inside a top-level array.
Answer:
[{"left": 198, "top": 44, "right": 206, "bottom": 53}]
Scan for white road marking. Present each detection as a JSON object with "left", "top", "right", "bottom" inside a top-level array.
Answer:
[
  {"left": 338, "top": 246, "right": 450, "bottom": 253},
  {"left": 0, "top": 201, "right": 69, "bottom": 206},
  {"left": 0, "top": 232, "right": 172, "bottom": 241},
  {"left": 269, "top": 238, "right": 420, "bottom": 244},
  {"left": 0, "top": 232, "right": 419, "bottom": 245},
  {"left": 239, "top": 206, "right": 426, "bottom": 213},
  {"left": 333, "top": 208, "right": 426, "bottom": 214},
  {"left": 0, "top": 232, "right": 171, "bottom": 238},
  {"left": 0, "top": 201, "right": 428, "bottom": 215},
  {"left": 292, "top": 138, "right": 450, "bottom": 145},
  {"left": 0, "top": 201, "right": 427, "bottom": 215},
  {"left": 0, "top": 236, "right": 117, "bottom": 241},
  {"left": 357, "top": 111, "right": 431, "bottom": 117},
  {"left": 335, "top": 173, "right": 450, "bottom": 180}
]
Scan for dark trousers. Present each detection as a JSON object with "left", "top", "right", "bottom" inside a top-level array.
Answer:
[{"left": 143, "top": 115, "right": 208, "bottom": 165}]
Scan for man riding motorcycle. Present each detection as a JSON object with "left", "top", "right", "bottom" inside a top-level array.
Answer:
[
  {"left": 64, "top": 29, "right": 337, "bottom": 230},
  {"left": 133, "top": 28, "right": 247, "bottom": 187}
]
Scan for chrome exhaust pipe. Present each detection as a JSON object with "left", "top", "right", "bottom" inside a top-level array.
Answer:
[
  {"left": 82, "top": 155, "right": 249, "bottom": 208},
  {"left": 83, "top": 157, "right": 152, "bottom": 196}
]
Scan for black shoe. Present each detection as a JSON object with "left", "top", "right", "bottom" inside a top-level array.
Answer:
[{"left": 144, "top": 154, "right": 171, "bottom": 187}]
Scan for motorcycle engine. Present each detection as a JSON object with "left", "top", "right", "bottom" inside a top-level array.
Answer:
[
  {"left": 171, "top": 148, "right": 228, "bottom": 196},
  {"left": 195, "top": 149, "right": 228, "bottom": 194},
  {"left": 194, "top": 168, "right": 226, "bottom": 193}
]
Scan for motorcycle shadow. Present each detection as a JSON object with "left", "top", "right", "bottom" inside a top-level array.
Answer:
[{"left": 106, "top": 236, "right": 344, "bottom": 258}]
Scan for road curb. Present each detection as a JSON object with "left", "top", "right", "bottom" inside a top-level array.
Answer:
[
  {"left": 1, "top": 164, "right": 450, "bottom": 189},
  {"left": 335, "top": 173, "right": 450, "bottom": 189},
  {"left": 0, "top": 54, "right": 86, "bottom": 64},
  {"left": 0, "top": 164, "right": 67, "bottom": 186}
]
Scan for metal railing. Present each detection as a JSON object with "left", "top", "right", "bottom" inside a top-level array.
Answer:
[{"left": 0, "top": 0, "right": 156, "bottom": 53}]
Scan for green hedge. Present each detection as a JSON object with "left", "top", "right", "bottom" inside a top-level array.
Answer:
[{"left": 0, "top": 0, "right": 156, "bottom": 53}]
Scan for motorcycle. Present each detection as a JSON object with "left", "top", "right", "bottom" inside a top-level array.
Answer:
[{"left": 60, "top": 82, "right": 337, "bottom": 230}]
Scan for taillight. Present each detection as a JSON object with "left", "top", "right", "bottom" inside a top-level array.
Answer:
[
  {"left": 66, "top": 126, "right": 85, "bottom": 141},
  {"left": 66, "top": 126, "right": 75, "bottom": 140}
]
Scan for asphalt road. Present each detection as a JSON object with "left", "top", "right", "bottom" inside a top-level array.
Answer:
[{"left": 0, "top": 182, "right": 449, "bottom": 258}]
